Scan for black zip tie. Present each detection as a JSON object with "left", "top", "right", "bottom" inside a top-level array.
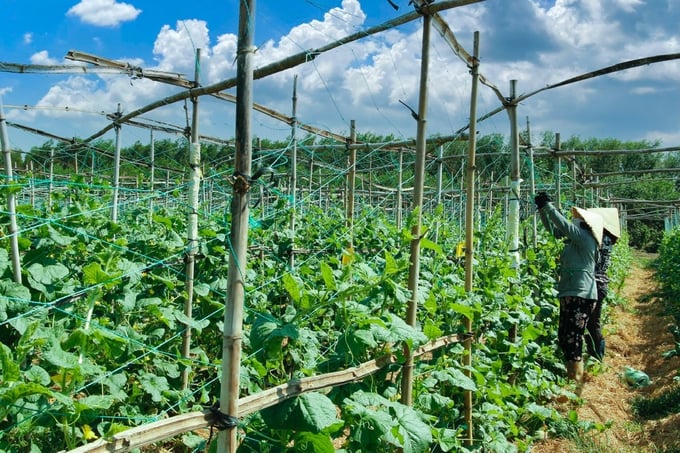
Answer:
[
  {"left": 208, "top": 403, "right": 239, "bottom": 430},
  {"left": 205, "top": 404, "right": 239, "bottom": 451}
]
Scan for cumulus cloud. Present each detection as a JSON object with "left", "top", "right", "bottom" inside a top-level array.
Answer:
[
  {"left": 23, "top": 33, "right": 33, "bottom": 45},
  {"left": 67, "top": 0, "right": 141, "bottom": 27},
  {"left": 30, "top": 51, "right": 60, "bottom": 66}
]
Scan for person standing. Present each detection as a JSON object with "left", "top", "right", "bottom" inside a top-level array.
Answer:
[
  {"left": 585, "top": 207, "right": 621, "bottom": 361},
  {"left": 535, "top": 192, "right": 604, "bottom": 385}
]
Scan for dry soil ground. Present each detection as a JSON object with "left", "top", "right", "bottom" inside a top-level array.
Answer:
[{"left": 532, "top": 251, "right": 680, "bottom": 452}]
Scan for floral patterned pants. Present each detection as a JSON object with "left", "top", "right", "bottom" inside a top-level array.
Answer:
[{"left": 558, "top": 296, "right": 597, "bottom": 362}]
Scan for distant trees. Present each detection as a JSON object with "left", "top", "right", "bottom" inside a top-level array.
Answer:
[{"left": 15, "top": 130, "right": 680, "bottom": 251}]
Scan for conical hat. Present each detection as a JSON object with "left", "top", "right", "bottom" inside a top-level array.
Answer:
[
  {"left": 571, "top": 206, "right": 604, "bottom": 246},
  {"left": 587, "top": 207, "right": 621, "bottom": 239}
]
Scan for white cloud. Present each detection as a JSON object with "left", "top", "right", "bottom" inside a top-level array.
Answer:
[
  {"left": 67, "top": 0, "right": 141, "bottom": 27},
  {"left": 153, "top": 20, "right": 211, "bottom": 74},
  {"left": 23, "top": 33, "right": 33, "bottom": 45},
  {"left": 30, "top": 51, "right": 60, "bottom": 66}
]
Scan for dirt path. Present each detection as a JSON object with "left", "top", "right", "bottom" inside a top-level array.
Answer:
[{"left": 533, "top": 251, "right": 680, "bottom": 452}]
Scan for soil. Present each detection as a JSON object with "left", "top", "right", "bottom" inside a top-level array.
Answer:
[{"left": 531, "top": 251, "right": 680, "bottom": 453}]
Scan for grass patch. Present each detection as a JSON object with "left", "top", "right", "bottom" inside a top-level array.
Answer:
[{"left": 631, "top": 385, "right": 680, "bottom": 419}]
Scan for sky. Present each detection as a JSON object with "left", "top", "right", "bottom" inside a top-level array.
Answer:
[{"left": 1, "top": 0, "right": 679, "bottom": 152}]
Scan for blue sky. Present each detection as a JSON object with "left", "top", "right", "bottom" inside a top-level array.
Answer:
[{"left": 1, "top": 0, "right": 679, "bottom": 151}]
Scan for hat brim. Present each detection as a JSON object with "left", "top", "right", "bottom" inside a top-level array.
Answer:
[
  {"left": 587, "top": 207, "right": 621, "bottom": 239},
  {"left": 572, "top": 207, "right": 604, "bottom": 246}
]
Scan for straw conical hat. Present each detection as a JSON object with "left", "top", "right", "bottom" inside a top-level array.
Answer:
[
  {"left": 587, "top": 207, "right": 621, "bottom": 239},
  {"left": 571, "top": 207, "right": 604, "bottom": 246}
]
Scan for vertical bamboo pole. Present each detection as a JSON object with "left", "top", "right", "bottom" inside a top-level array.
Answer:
[
  {"left": 401, "top": 12, "right": 431, "bottom": 407},
  {"left": 459, "top": 160, "right": 464, "bottom": 233},
  {"left": 165, "top": 170, "right": 170, "bottom": 209},
  {"left": 289, "top": 75, "right": 298, "bottom": 269},
  {"left": 397, "top": 148, "right": 404, "bottom": 230},
  {"left": 29, "top": 160, "right": 35, "bottom": 208},
  {"left": 434, "top": 145, "right": 443, "bottom": 242},
  {"left": 0, "top": 101, "right": 22, "bottom": 283},
  {"left": 506, "top": 80, "right": 520, "bottom": 267},
  {"left": 48, "top": 147, "right": 54, "bottom": 208},
  {"left": 463, "top": 31, "right": 480, "bottom": 447},
  {"left": 219, "top": 2, "right": 255, "bottom": 451},
  {"left": 111, "top": 103, "right": 122, "bottom": 223},
  {"left": 149, "top": 129, "right": 155, "bottom": 219},
  {"left": 554, "top": 133, "right": 561, "bottom": 210},
  {"left": 571, "top": 155, "right": 577, "bottom": 205},
  {"left": 182, "top": 48, "right": 202, "bottom": 390},
  {"left": 346, "top": 120, "right": 357, "bottom": 250},
  {"left": 526, "top": 117, "right": 536, "bottom": 248}
]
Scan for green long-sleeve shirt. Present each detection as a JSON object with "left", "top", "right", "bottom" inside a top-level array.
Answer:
[{"left": 538, "top": 202, "right": 599, "bottom": 300}]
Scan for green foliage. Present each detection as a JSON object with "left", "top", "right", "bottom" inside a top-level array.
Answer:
[{"left": 0, "top": 166, "right": 639, "bottom": 452}]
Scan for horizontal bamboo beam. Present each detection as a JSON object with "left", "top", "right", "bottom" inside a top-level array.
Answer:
[{"left": 63, "top": 333, "right": 463, "bottom": 453}]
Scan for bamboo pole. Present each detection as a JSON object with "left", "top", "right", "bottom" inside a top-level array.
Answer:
[
  {"left": 111, "top": 103, "right": 122, "bottom": 223},
  {"left": 0, "top": 101, "right": 22, "bottom": 283},
  {"left": 397, "top": 149, "right": 404, "bottom": 229},
  {"left": 526, "top": 117, "right": 536, "bottom": 248},
  {"left": 346, "top": 120, "right": 356, "bottom": 249},
  {"left": 506, "top": 80, "right": 520, "bottom": 267},
  {"left": 401, "top": 11, "right": 431, "bottom": 407},
  {"left": 554, "top": 133, "right": 561, "bottom": 210},
  {"left": 219, "top": 1, "right": 255, "bottom": 451},
  {"left": 149, "top": 129, "right": 155, "bottom": 219},
  {"left": 289, "top": 75, "right": 298, "bottom": 269},
  {"left": 463, "top": 31, "right": 480, "bottom": 447},
  {"left": 48, "top": 147, "right": 54, "bottom": 208},
  {"left": 434, "top": 145, "right": 444, "bottom": 242},
  {"left": 182, "top": 48, "right": 202, "bottom": 390}
]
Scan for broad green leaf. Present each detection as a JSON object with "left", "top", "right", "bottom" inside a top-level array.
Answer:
[
  {"left": 320, "top": 262, "right": 336, "bottom": 291},
  {"left": 83, "top": 262, "right": 121, "bottom": 287},
  {"left": 48, "top": 224, "right": 74, "bottom": 246},
  {"left": 24, "top": 365, "right": 51, "bottom": 386},
  {"left": 0, "top": 343, "right": 20, "bottom": 382},
  {"left": 27, "top": 262, "right": 69, "bottom": 285},
  {"left": 140, "top": 372, "right": 170, "bottom": 402},
  {"left": 0, "top": 383, "right": 53, "bottom": 419},
  {"left": 175, "top": 312, "right": 210, "bottom": 331},
  {"left": 0, "top": 279, "right": 31, "bottom": 321},
  {"left": 434, "top": 427, "right": 462, "bottom": 452},
  {"left": 0, "top": 248, "right": 9, "bottom": 272},
  {"left": 74, "top": 395, "right": 115, "bottom": 413},
  {"left": 386, "top": 402, "right": 432, "bottom": 453},
  {"left": 294, "top": 431, "right": 334, "bottom": 453},
  {"left": 43, "top": 341, "right": 79, "bottom": 369},
  {"left": 432, "top": 367, "right": 477, "bottom": 391},
  {"left": 194, "top": 282, "right": 211, "bottom": 297},
  {"left": 283, "top": 272, "right": 301, "bottom": 303},
  {"left": 383, "top": 252, "right": 399, "bottom": 275},
  {"left": 448, "top": 302, "right": 479, "bottom": 321},
  {"left": 420, "top": 236, "right": 443, "bottom": 254},
  {"left": 102, "top": 373, "right": 128, "bottom": 401},
  {"left": 261, "top": 392, "right": 340, "bottom": 433}
]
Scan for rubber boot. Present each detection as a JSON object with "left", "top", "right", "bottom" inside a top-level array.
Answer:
[
  {"left": 566, "top": 360, "right": 585, "bottom": 395},
  {"left": 598, "top": 339, "right": 605, "bottom": 361}
]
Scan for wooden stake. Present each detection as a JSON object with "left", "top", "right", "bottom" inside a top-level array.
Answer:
[
  {"left": 463, "top": 31, "right": 481, "bottom": 447},
  {"left": 401, "top": 11, "right": 431, "bottom": 407},
  {"left": 219, "top": 2, "right": 255, "bottom": 451}
]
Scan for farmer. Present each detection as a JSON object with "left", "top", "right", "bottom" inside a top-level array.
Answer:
[
  {"left": 585, "top": 207, "right": 621, "bottom": 361},
  {"left": 534, "top": 192, "right": 604, "bottom": 386}
]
